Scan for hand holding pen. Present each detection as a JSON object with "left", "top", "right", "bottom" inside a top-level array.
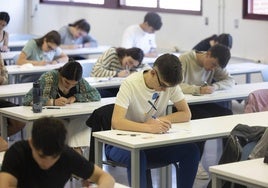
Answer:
[
  {"left": 200, "top": 81, "right": 215, "bottom": 94},
  {"left": 146, "top": 116, "right": 171, "bottom": 134}
]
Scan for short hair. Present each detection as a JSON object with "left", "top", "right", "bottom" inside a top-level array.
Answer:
[
  {"left": 59, "top": 60, "right": 83, "bottom": 81},
  {"left": 216, "top": 33, "right": 233, "bottom": 49},
  {"left": 209, "top": 44, "right": 231, "bottom": 68},
  {"left": 35, "top": 30, "right": 61, "bottom": 47},
  {"left": 144, "top": 12, "right": 162, "bottom": 31},
  {"left": 0, "top": 12, "right": 10, "bottom": 24},
  {"left": 116, "top": 47, "right": 144, "bottom": 66},
  {"left": 153, "top": 54, "right": 182, "bottom": 86},
  {"left": 69, "top": 19, "right": 90, "bottom": 33},
  {"left": 31, "top": 117, "right": 67, "bottom": 156}
]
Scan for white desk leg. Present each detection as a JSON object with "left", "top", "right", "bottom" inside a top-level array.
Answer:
[
  {"left": 245, "top": 73, "right": 250, "bottom": 83},
  {"left": 159, "top": 165, "right": 172, "bottom": 188},
  {"left": 94, "top": 138, "right": 103, "bottom": 168},
  {"left": 211, "top": 173, "right": 222, "bottom": 188},
  {"left": 131, "top": 149, "right": 140, "bottom": 188}
]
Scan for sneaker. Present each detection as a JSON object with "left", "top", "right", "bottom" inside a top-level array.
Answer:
[{"left": 196, "top": 162, "right": 209, "bottom": 180}]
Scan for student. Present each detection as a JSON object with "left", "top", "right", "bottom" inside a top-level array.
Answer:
[
  {"left": 178, "top": 44, "right": 235, "bottom": 179},
  {"left": 0, "top": 53, "right": 25, "bottom": 136},
  {"left": 91, "top": 47, "right": 144, "bottom": 77},
  {"left": 0, "top": 12, "right": 10, "bottom": 52},
  {"left": 121, "top": 12, "right": 162, "bottom": 57},
  {"left": 91, "top": 47, "right": 145, "bottom": 97},
  {"left": 16, "top": 30, "right": 68, "bottom": 82},
  {"left": 23, "top": 60, "right": 101, "bottom": 153},
  {"left": 106, "top": 54, "right": 200, "bottom": 188},
  {"left": 193, "top": 33, "right": 233, "bottom": 51},
  {"left": 58, "top": 19, "right": 98, "bottom": 49},
  {"left": 0, "top": 116, "right": 115, "bottom": 188}
]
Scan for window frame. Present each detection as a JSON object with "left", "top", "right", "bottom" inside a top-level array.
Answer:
[
  {"left": 243, "top": 0, "right": 268, "bottom": 21},
  {"left": 40, "top": 0, "right": 202, "bottom": 15}
]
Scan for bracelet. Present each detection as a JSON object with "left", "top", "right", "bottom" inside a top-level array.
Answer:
[{"left": 53, "top": 99, "right": 56, "bottom": 106}]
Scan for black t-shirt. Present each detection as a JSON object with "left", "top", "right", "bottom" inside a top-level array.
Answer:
[{"left": 1, "top": 141, "right": 94, "bottom": 188}]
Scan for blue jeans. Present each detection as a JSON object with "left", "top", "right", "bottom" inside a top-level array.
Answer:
[{"left": 105, "top": 143, "right": 199, "bottom": 188}]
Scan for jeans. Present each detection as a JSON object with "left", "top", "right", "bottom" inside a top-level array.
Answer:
[{"left": 105, "top": 143, "right": 200, "bottom": 188}]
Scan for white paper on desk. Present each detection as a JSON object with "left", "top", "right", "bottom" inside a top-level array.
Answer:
[
  {"left": 86, "top": 77, "right": 112, "bottom": 83},
  {"left": 20, "top": 63, "right": 34, "bottom": 68}
]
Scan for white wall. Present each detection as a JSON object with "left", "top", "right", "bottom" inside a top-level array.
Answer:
[{"left": 6, "top": 0, "right": 268, "bottom": 63}]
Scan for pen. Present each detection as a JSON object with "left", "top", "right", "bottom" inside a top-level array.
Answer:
[
  {"left": 148, "top": 100, "right": 157, "bottom": 111},
  {"left": 202, "top": 81, "right": 208, "bottom": 87},
  {"left": 116, "top": 133, "right": 140, "bottom": 136},
  {"left": 44, "top": 107, "right": 61, "bottom": 109}
]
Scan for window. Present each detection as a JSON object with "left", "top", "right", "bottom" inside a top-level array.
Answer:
[
  {"left": 41, "top": 0, "right": 202, "bottom": 15},
  {"left": 243, "top": 0, "right": 268, "bottom": 20}
]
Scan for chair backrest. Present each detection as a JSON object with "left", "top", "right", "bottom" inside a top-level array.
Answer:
[
  {"left": 244, "top": 89, "right": 268, "bottom": 113},
  {"left": 86, "top": 104, "right": 115, "bottom": 162},
  {"left": 80, "top": 62, "right": 95, "bottom": 77},
  {"left": 261, "top": 67, "right": 268, "bottom": 82}
]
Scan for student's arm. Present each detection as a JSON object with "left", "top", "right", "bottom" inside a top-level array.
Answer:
[
  {"left": 16, "top": 51, "right": 47, "bottom": 66},
  {"left": 0, "top": 172, "right": 18, "bottom": 188},
  {"left": 0, "top": 54, "right": 8, "bottom": 85},
  {"left": 112, "top": 104, "right": 171, "bottom": 134},
  {"left": 83, "top": 34, "right": 98, "bottom": 48},
  {"left": 51, "top": 52, "right": 68, "bottom": 65},
  {"left": 159, "top": 99, "right": 191, "bottom": 123},
  {"left": 88, "top": 165, "right": 115, "bottom": 188},
  {"left": 1, "top": 31, "right": 9, "bottom": 52}
]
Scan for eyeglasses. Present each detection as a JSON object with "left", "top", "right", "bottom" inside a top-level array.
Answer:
[{"left": 153, "top": 68, "right": 171, "bottom": 88}]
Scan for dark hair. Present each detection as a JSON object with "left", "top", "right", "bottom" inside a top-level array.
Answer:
[
  {"left": 209, "top": 44, "right": 231, "bottom": 68},
  {"left": 35, "top": 30, "right": 61, "bottom": 47},
  {"left": 0, "top": 12, "right": 10, "bottom": 24},
  {"left": 144, "top": 12, "right": 162, "bottom": 30},
  {"left": 216, "top": 33, "right": 233, "bottom": 49},
  {"left": 59, "top": 60, "right": 83, "bottom": 81},
  {"left": 32, "top": 117, "right": 66, "bottom": 156},
  {"left": 69, "top": 19, "right": 90, "bottom": 33},
  {"left": 153, "top": 54, "right": 182, "bottom": 86},
  {"left": 116, "top": 47, "right": 144, "bottom": 66}
]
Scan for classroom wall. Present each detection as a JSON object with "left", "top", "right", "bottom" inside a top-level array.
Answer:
[{"left": 2, "top": 0, "right": 268, "bottom": 63}]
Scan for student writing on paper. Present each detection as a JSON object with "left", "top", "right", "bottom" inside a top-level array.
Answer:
[
  {"left": 106, "top": 54, "right": 199, "bottom": 188},
  {"left": 0, "top": 12, "right": 10, "bottom": 52},
  {"left": 16, "top": 30, "right": 68, "bottom": 83},
  {"left": 23, "top": 60, "right": 101, "bottom": 155}
]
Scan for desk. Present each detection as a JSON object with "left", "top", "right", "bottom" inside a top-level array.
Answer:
[
  {"left": 210, "top": 158, "right": 268, "bottom": 188},
  {"left": 93, "top": 111, "right": 268, "bottom": 188},
  {"left": 6, "top": 59, "right": 96, "bottom": 83},
  {"left": 0, "top": 97, "right": 116, "bottom": 139}
]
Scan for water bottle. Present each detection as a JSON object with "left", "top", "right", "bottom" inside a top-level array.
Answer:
[{"left": 32, "top": 81, "right": 42, "bottom": 113}]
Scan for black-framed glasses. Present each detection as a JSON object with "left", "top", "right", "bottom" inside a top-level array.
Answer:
[{"left": 153, "top": 68, "right": 171, "bottom": 88}]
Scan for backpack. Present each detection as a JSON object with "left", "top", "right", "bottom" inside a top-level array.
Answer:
[{"left": 207, "top": 124, "right": 267, "bottom": 188}]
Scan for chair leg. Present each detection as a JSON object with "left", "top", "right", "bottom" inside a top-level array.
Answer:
[{"left": 146, "top": 169, "right": 153, "bottom": 188}]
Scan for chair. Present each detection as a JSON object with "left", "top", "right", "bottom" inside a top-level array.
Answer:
[
  {"left": 86, "top": 104, "right": 180, "bottom": 188},
  {"left": 244, "top": 89, "right": 268, "bottom": 113},
  {"left": 261, "top": 67, "right": 268, "bottom": 82}
]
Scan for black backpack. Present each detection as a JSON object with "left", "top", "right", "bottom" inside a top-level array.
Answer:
[{"left": 207, "top": 124, "right": 266, "bottom": 188}]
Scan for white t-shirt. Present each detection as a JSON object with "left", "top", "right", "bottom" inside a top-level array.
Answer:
[
  {"left": 115, "top": 71, "right": 185, "bottom": 123},
  {"left": 121, "top": 25, "right": 157, "bottom": 54}
]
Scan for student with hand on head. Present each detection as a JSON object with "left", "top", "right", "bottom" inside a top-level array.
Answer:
[
  {"left": 91, "top": 47, "right": 146, "bottom": 97},
  {"left": 58, "top": 19, "right": 98, "bottom": 50},
  {"left": 0, "top": 53, "right": 25, "bottom": 137},
  {"left": 106, "top": 54, "right": 200, "bottom": 188},
  {"left": 0, "top": 12, "right": 10, "bottom": 52},
  {"left": 23, "top": 60, "right": 101, "bottom": 153},
  {"left": 178, "top": 44, "right": 235, "bottom": 180},
  {"left": 16, "top": 30, "right": 69, "bottom": 83},
  {"left": 121, "top": 12, "right": 162, "bottom": 57},
  {"left": 193, "top": 33, "right": 233, "bottom": 51},
  {"left": 91, "top": 47, "right": 144, "bottom": 78},
  {"left": 0, "top": 116, "right": 115, "bottom": 188}
]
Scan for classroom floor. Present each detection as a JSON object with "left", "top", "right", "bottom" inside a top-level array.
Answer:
[{"left": 64, "top": 100, "right": 245, "bottom": 188}]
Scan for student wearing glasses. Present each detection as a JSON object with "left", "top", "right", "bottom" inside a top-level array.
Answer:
[
  {"left": 106, "top": 54, "right": 200, "bottom": 188},
  {"left": 23, "top": 60, "right": 101, "bottom": 155},
  {"left": 16, "top": 30, "right": 68, "bottom": 82},
  {"left": 91, "top": 47, "right": 146, "bottom": 97},
  {"left": 178, "top": 44, "right": 235, "bottom": 180}
]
